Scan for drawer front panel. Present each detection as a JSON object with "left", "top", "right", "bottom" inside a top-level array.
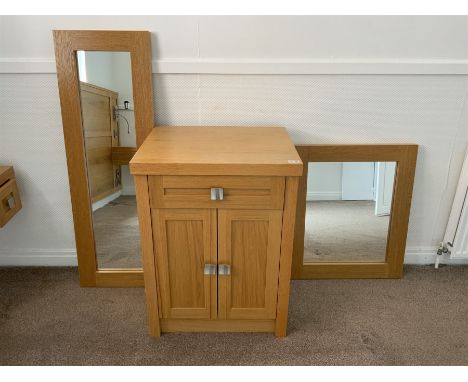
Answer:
[
  {"left": 149, "top": 176, "right": 285, "bottom": 210},
  {"left": 0, "top": 178, "right": 22, "bottom": 228}
]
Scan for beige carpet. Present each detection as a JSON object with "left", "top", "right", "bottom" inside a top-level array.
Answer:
[
  {"left": 304, "top": 201, "right": 390, "bottom": 263},
  {"left": 1, "top": 266, "right": 467, "bottom": 365},
  {"left": 93, "top": 196, "right": 142, "bottom": 269}
]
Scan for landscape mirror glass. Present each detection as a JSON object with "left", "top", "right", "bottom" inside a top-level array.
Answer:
[{"left": 303, "top": 161, "right": 396, "bottom": 263}]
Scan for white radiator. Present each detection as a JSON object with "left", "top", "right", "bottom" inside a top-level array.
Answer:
[{"left": 443, "top": 149, "right": 468, "bottom": 259}]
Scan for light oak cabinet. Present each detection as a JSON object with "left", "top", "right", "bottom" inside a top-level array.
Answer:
[{"left": 130, "top": 127, "right": 302, "bottom": 336}]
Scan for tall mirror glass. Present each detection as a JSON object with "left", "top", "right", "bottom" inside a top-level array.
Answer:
[
  {"left": 76, "top": 51, "right": 141, "bottom": 269},
  {"left": 303, "top": 161, "right": 396, "bottom": 263}
]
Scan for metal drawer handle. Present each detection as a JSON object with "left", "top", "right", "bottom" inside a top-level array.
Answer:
[
  {"left": 210, "top": 187, "right": 224, "bottom": 201},
  {"left": 218, "top": 264, "right": 231, "bottom": 276},
  {"left": 6, "top": 195, "right": 15, "bottom": 210},
  {"left": 204, "top": 264, "right": 217, "bottom": 275}
]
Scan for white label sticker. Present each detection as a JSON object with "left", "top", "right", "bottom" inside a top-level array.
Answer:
[{"left": 288, "top": 160, "right": 301, "bottom": 164}]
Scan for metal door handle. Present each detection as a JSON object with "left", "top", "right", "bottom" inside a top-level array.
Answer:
[
  {"left": 6, "top": 195, "right": 15, "bottom": 210},
  {"left": 204, "top": 264, "right": 217, "bottom": 275},
  {"left": 210, "top": 187, "right": 224, "bottom": 201},
  {"left": 218, "top": 264, "right": 231, "bottom": 276}
]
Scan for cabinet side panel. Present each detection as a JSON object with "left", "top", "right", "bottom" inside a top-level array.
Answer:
[
  {"left": 275, "top": 177, "right": 299, "bottom": 337},
  {"left": 134, "top": 175, "right": 161, "bottom": 337}
]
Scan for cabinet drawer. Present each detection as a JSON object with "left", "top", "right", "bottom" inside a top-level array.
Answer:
[
  {"left": 0, "top": 178, "right": 22, "bottom": 228},
  {"left": 149, "top": 176, "right": 285, "bottom": 210}
]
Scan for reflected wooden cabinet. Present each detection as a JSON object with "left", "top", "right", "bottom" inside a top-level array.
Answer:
[
  {"left": 130, "top": 127, "right": 302, "bottom": 336},
  {"left": 80, "top": 82, "right": 121, "bottom": 203}
]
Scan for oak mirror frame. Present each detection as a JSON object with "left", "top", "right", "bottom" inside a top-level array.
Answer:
[
  {"left": 292, "top": 145, "right": 418, "bottom": 279},
  {"left": 53, "top": 30, "right": 154, "bottom": 287}
]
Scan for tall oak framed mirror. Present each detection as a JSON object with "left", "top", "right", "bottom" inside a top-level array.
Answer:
[
  {"left": 53, "top": 30, "right": 154, "bottom": 287},
  {"left": 292, "top": 145, "right": 418, "bottom": 279}
]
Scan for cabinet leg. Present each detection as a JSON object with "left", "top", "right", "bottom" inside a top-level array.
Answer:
[
  {"left": 149, "top": 323, "right": 161, "bottom": 337},
  {"left": 275, "top": 177, "right": 299, "bottom": 338}
]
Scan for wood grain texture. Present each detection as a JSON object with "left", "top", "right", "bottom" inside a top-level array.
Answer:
[
  {"left": 149, "top": 175, "right": 285, "bottom": 210},
  {"left": 152, "top": 209, "right": 213, "bottom": 320},
  {"left": 218, "top": 209, "right": 283, "bottom": 320},
  {"left": 111, "top": 147, "right": 137, "bottom": 165},
  {"left": 134, "top": 175, "right": 160, "bottom": 336},
  {"left": 385, "top": 145, "right": 419, "bottom": 278},
  {"left": 80, "top": 84, "right": 113, "bottom": 138},
  {"left": 0, "top": 178, "right": 22, "bottom": 228},
  {"left": 0, "top": 166, "right": 15, "bottom": 187},
  {"left": 53, "top": 30, "right": 155, "bottom": 287},
  {"left": 129, "top": 127, "right": 303, "bottom": 176},
  {"left": 275, "top": 176, "right": 299, "bottom": 337},
  {"left": 84, "top": 136, "right": 115, "bottom": 201},
  {"left": 292, "top": 144, "right": 418, "bottom": 280},
  {"left": 291, "top": 146, "right": 310, "bottom": 279},
  {"left": 297, "top": 263, "right": 390, "bottom": 279},
  {"left": 210, "top": 209, "right": 218, "bottom": 320},
  {"left": 95, "top": 269, "right": 144, "bottom": 287},
  {"left": 160, "top": 319, "right": 275, "bottom": 333}
]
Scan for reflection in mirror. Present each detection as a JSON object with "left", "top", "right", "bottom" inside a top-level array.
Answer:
[
  {"left": 92, "top": 165, "right": 141, "bottom": 269},
  {"left": 76, "top": 51, "right": 141, "bottom": 269},
  {"left": 303, "top": 162, "right": 396, "bottom": 263}
]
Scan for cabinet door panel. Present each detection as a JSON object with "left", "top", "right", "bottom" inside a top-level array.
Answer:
[
  {"left": 218, "top": 209, "right": 282, "bottom": 320},
  {"left": 152, "top": 209, "right": 216, "bottom": 319}
]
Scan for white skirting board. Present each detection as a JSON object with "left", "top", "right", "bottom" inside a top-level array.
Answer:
[
  {"left": 0, "top": 249, "right": 78, "bottom": 266},
  {"left": 306, "top": 191, "right": 342, "bottom": 201},
  {"left": 0, "top": 247, "right": 467, "bottom": 267},
  {"left": 92, "top": 190, "right": 122, "bottom": 212},
  {"left": 404, "top": 247, "right": 468, "bottom": 265}
]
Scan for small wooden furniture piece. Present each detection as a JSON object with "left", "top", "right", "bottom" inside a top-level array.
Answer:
[
  {"left": 0, "top": 166, "right": 22, "bottom": 228},
  {"left": 130, "top": 127, "right": 302, "bottom": 337},
  {"left": 80, "top": 82, "right": 121, "bottom": 204}
]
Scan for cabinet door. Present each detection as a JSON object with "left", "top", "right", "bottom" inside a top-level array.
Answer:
[
  {"left": 218, "top": 209, "right": 283, "bottom": 320},
  {"left": 152, "top": 209, "right": 217, "bottom": 319}
]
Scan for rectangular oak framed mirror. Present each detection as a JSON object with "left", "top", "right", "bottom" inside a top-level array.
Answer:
[
  {"left": 292, "top": 145, "right": 418, "bottom": 279},
  {"left": 53, "top": 30, "right": 154, "bottom": 287}
]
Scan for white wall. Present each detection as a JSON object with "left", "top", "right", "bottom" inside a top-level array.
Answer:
[
  {"left": 1, "top": 16, "right": 468, "bottom": 266},
  {"left": 2, "top": 16, "right": 468, "bottom": 73},
  {"left": 307, "top": 163, "right": 343, "bottom": 201},
  {"left": 83, "top": 51, "right": 114, "bottom": 89},
  {"left": 80, "top": 51, "right": 136, "bottom": 147}
]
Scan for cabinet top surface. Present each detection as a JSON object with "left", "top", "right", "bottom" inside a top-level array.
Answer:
[{"left": 130, "top": 127, "right": 302, "bottom": 176}]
